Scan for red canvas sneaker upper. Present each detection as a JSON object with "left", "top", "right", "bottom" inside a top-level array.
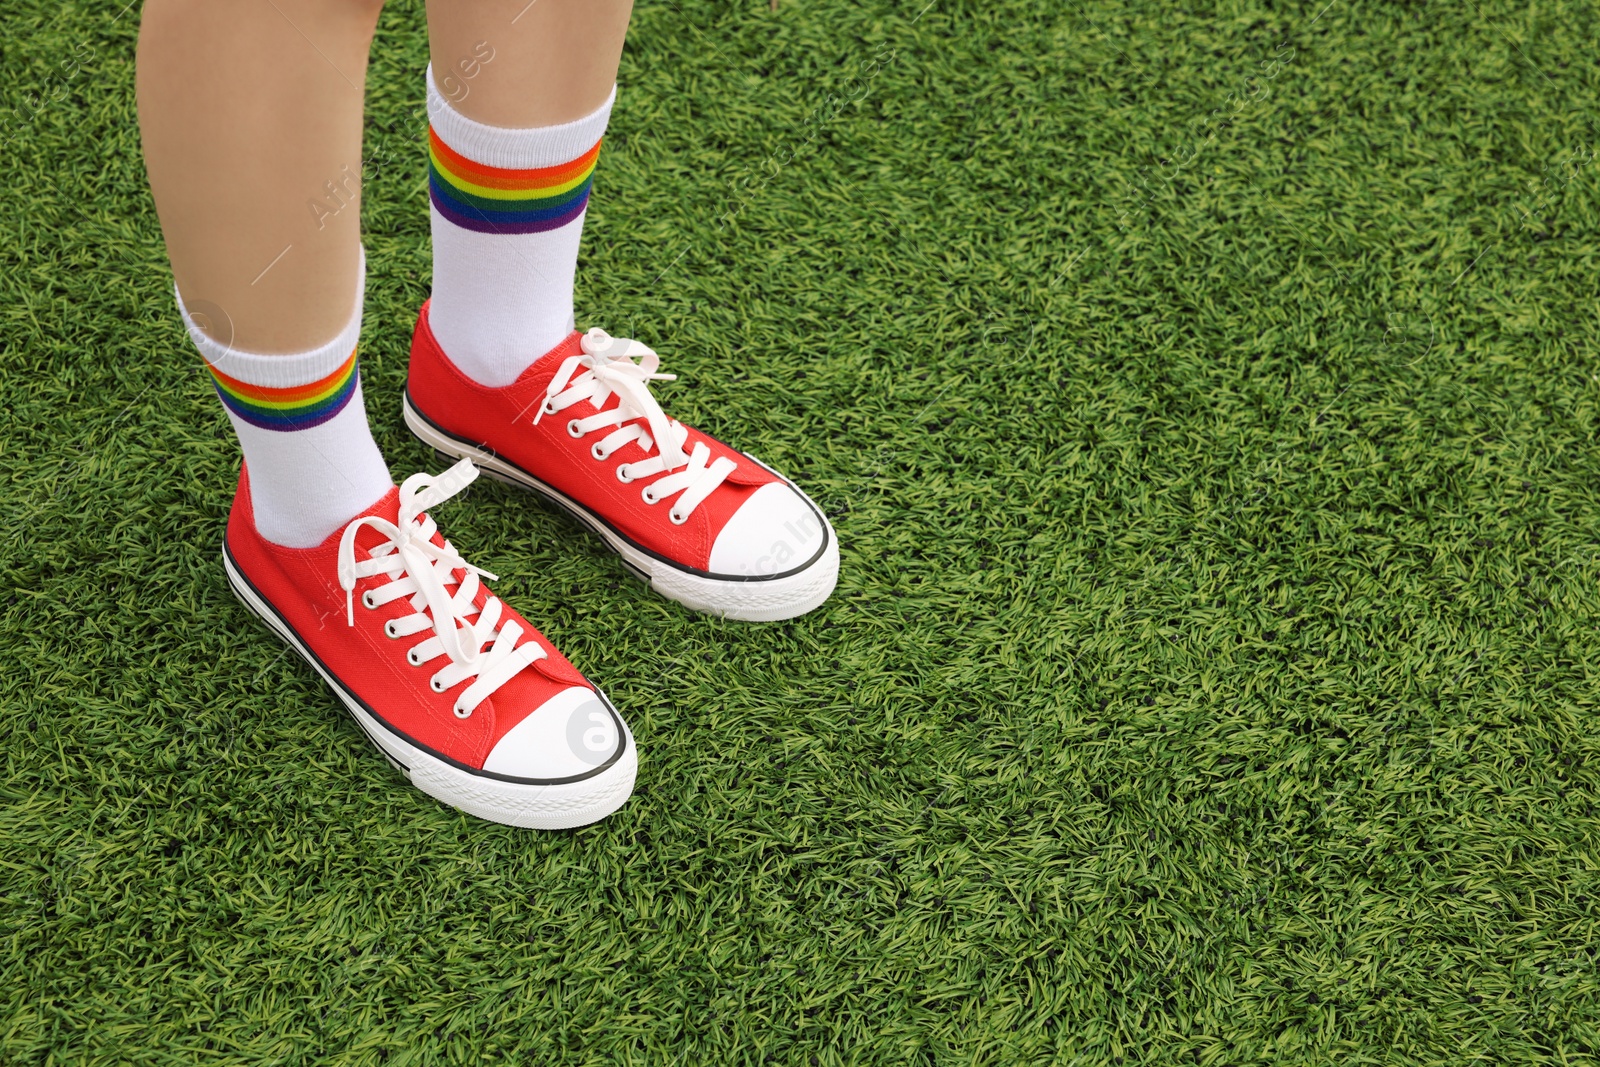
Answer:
[
  {"left": 225, "top": 462, "right": 609, "bottom": 778},
  {"left": 407, "top": 301, "right": 802, "bottom": 575}
]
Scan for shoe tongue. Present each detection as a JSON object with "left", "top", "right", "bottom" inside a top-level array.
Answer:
[
  {"left": 358, "top": 484, "right": 402, "bottom": 520},
  {"left": 341, "top": 486, "right": 453, "bottom": 558},
  {"left": 343, "top": 486, "right": 402, "bottom": 552}
]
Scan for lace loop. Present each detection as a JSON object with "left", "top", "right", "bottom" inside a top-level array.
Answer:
[
  {"left": 336, "top": 459, "right": 547, "bottom": 717},
  {"left": 532, "top": 329, "right": 738, "bottom": 521}
]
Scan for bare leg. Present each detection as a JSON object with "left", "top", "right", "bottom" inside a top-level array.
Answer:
[
  {"left": 425, "top": 0, "right": 632, "bottom": 127},
  {"left": 137, "top": 0, "right": 385, "bottom": 352},
  {"left": 137, "top": 0, "right": 394, "bottom": 548}
]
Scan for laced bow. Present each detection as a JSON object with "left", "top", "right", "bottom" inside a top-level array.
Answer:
[
  {"left": 337, "top": 459, "right": 546, "bottom": 718},
  {"left": 534, "top": 328, "right": 737, "bottom": 524}
]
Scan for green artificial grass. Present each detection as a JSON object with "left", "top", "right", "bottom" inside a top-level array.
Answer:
[{"left": 5, "top": 0, "right": 1600, "bottom": 1061}]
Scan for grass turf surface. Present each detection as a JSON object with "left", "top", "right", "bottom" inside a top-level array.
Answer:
[{"left": 5, "top": 0, "right": 1600, "bottom": 1062}]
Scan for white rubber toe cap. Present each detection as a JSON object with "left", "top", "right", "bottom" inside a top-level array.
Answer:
[
  {"left": 708, "top": 482, "right": 829, "bottom": 577},
  {"left": 481, "top": 686, "right": 626, "bottom": 781}
]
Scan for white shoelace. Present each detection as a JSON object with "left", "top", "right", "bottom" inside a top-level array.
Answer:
[
  {"left": 336, "top": 459, "right": 545, "bottom": 719},
  {"left": 534, "top": 328, "right": 737, "bottom": 525}
]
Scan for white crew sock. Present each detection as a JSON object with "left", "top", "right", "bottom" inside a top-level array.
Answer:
[
  {"left": 179, "top": 253, "right": 393, "bottom": 548},
  {"left": 425, "top": 66, "right": 615, "bottom": 387}
]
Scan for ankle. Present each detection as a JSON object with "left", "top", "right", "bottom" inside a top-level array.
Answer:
[{"left": 423, "top": 69, "right": 615, "bottom": 388}]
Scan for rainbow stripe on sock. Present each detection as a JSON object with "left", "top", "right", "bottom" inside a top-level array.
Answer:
[
  {"left": 427, "top": 127, "right": 601, "bottom": 235},
  {"left": 208, "top": 347, "right": 360, "bottom": 432}
]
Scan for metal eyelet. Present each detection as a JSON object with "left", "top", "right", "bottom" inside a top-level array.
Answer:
[
  {"left": 407, "top": 648, "right": 423, "bottom": 667},
  {"left": 383, "top": 621, "right": 400, "bottom": 639},
  {"left": 641, "top": 487, "right": 658, "bottom": 505},
  {"left": 591, "top": 443, "right": 609, "bottom": 461},
  {"left": 567, "top": 420, "right": 584, "bottom": 438},
  {"left": 669, "top": 508, "right": 688, "bottom": 525},
  {"left": 430, "top": 677, "right": 446, "bottom": 693},
  {"left": 361, "top": 591, "right": 377, "bottom": 609},
  {"left": 454, "top": 705, "right": 472, "bottom": 719},
  {"left": 542, "top": 398, "right": 557, "bottom": 417},
  {"left": 616, "top": 464, "right": 633, "bottom": 483}
]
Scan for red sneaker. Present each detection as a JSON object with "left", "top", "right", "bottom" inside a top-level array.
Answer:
[
  {"left": 222, "top": 458, "right": 636, "bottom": 829},
  {"left": 402, "top": 302, "right": 839, "bottom": 621}
]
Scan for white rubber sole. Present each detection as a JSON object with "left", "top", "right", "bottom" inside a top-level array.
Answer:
[
  {"left": 223, "top": 548, "right": 637, "bottom": 830},
  {"left": 404, "top": 394, "right": 840, "bottom": 623}
]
